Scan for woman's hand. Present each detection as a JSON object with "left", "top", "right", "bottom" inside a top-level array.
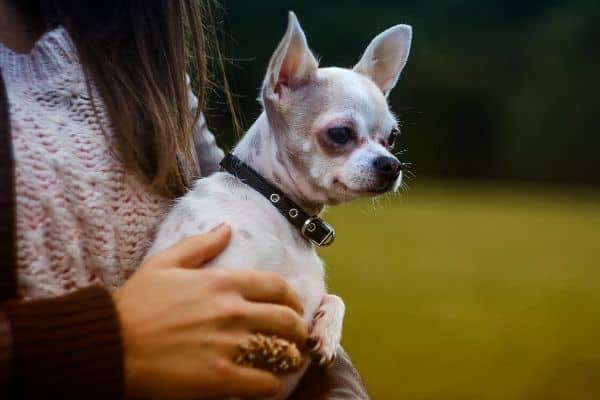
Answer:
[{"left": 113, "top": 224, "right": 308, "bottom": 399}]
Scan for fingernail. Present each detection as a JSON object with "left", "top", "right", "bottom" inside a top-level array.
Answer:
[{"left": 209, "top": 222, "right": 227, "bottom": 232}]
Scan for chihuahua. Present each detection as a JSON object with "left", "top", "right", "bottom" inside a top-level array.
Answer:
[{"left": 147, "top": 11, "right": 412, "bottom": 399}]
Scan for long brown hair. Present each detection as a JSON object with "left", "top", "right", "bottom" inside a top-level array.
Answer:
[{"left": 17, "top": 0, "right": 236, "bottom": 198}]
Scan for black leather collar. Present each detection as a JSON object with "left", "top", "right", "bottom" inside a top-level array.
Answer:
[{"left": 220, "top": 153, "right": 335, "bottom": 247}]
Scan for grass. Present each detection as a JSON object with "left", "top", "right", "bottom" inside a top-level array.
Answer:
[{"left": 318, "top": 181, "right": 600, "bottom": 400}]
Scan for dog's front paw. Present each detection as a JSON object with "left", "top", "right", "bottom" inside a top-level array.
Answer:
[
  {"left": 306, "top": 330, "right": 337, "bottom": 368},
  {"left": 306, "top": 294, "right": 345, "bottom": 368}
]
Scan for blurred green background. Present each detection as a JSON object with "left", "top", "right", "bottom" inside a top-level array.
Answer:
[
  {"left": 322, "top": 183, "right": 600, "bottom": 399},
  {"left": 208, "top": 1, "right": 600, "bottom": 398}
]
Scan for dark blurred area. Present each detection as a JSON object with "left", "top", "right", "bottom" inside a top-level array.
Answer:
[{"left": 208, "top": 0, "right": 600, "bottom": 186}]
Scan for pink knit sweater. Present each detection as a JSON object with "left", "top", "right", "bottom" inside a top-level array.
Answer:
[{"left": 0, "top": 27, "right": 224, "bottom": 299}]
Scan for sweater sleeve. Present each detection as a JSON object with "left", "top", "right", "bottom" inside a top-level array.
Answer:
[
  {"left": 187, "top": 77, "right": 225, "bottom": 176},
  {"left": 192, "top": 111, "right": 225, "bottom": 176},
  {"left": 290, "top": 346, "right": 370, "bottom": 400},
  {"left": 0, "top": 311, "right": 13, "bottom": 390},
  {"left": 1, "top": 286, "right": 124, "bottom": 399}
]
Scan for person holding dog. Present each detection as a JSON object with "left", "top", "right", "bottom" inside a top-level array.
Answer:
[{"left": 0, "top": 0, "right": 369, "bottom": 398}]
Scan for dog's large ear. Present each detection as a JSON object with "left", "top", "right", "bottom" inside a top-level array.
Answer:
[
  {"left": 262, "top": 12, "right": 318, "bottom": 103},
  {"left": 353, "top": 25, "right": 412, "bottom": 97}
]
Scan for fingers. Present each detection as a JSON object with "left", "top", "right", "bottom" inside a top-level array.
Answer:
[
  {"left": 243, "top": 303, "right": 309, "bottom": 346},
  {"left": 226, "top": 365, "right": 281, "bottom": 398},
  {"left": 149, "top": 227, "right": 304, "bottom": 315},
  {"left": 156, "top": 223, "right": 232, "bottom": 269},
  {"left": 232, "top": 270, "right": 304, "bottom": 315}
]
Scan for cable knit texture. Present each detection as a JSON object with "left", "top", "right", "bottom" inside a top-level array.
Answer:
[{"left": 0, "top": 27, "right": 223, "bottom": 299}]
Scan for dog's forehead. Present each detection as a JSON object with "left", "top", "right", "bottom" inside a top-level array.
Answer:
[{"left": 314, "top": 67, "right": 395, "bottom": 130}]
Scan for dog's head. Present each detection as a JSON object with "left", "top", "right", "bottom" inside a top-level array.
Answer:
[{"left": 261, "top": 12, "right": 412, "bottom": 205}]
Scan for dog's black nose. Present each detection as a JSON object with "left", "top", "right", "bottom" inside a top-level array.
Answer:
[{"left": 373, "top": 156, "right": 401, "bottom": 178}]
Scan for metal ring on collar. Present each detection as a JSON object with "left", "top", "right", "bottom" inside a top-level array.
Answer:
[{"left": 301, "top": 217, "right": 336, "bottom": 247}]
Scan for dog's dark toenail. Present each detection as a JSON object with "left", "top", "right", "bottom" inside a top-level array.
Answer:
[
  {"left": 306, "top": 337, "right": 318, "bottom": 349},
  {"left": 327, "top": 355, "right": 337, "bottom": 368}
]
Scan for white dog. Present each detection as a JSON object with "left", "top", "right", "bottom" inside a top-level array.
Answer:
[{"left": 147, "top": 12, "right": 412, "bottom": 399}]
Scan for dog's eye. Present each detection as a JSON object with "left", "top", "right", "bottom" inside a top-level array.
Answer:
[
  {"left": 327, "top": 127, "right": 353, "bottom": 145},
  {"left": 388, "top": 127, "right": 400, "bottom": 147}
]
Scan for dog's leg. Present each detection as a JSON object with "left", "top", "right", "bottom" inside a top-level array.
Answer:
[
  {"left": 264, "top": 295, "right": 344, "bottom": 400},
  {"left": 306, "top": 294, "right": 345, "bottom": 367}
]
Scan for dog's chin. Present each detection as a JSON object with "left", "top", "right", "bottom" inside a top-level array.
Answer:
[{"left": 331, "top": 177, "right": 399, "bottom": 200}]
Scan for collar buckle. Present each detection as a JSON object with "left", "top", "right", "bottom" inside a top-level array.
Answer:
[{"left": 301, "top": 217, "right": 336, "bottom": 247}]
